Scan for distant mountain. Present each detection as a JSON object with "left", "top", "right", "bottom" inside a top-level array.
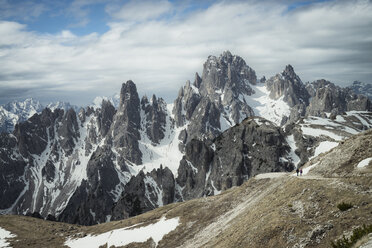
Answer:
[
  {"left": 0, "top": 99, "right": 79, "bottom": 133},
  {"left": 0, "top": 51, "right": 371, "bottom": 226},
  {"left": 91, "top": 93, "right": 120, "bottom": 109},
  {"left": 46, "top": 101, "right": 80, "bottom": 113},
  {"left": 348, "top": 81, "right": 372, "bottom": 100}
]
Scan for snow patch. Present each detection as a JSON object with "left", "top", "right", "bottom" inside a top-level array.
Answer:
[
  {"left": 219, "top": 115, "right": 232, "bottom": 131},
  {"left": 346, "top": 111, "right": 372, "bottom": 128},
  {"left": 286, "top": 135, "right": 300, "bottom": 167},
  {"left": 243, "top": 84, "right": 290, "bottom": 126},
  {"left": 0, "top": 227, "right": 16, "bottom": 248},
  {"left": 312, "top": 141, "right": 339, "bottom": 158},
  {"left": 302, "top": 162, "right": 319, "bottom": 175},
  {"left": 65, "top": 216, "right": 180, "bottom": 248},
  {"left": 144, "top": 176, "right": 163, "bottom": 207},
  {"left": 357, "top": 157, "right": 372, "bottom": 168},
  {"left": 138, "top": 104, "right": 184, "bottom": 177},
  {"left": 301, "top": 126, "right": 343, "bottom": 141},
  {"left": 211, "top": 180, "right": 221, "bottom": 195},
  {"left": 186, "top": 160, "right": 198, "bottom": 174}
]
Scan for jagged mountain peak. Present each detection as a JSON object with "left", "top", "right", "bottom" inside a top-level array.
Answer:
[
  {"left": 349, "top": 81, "right": 372, "bottom": 100},
  {"left": 194, "top": 72, "right": 202, "bottom": 88},
  {"left": 119, "top": 80, "right": 139, "bottom": 109},
  {"left": 279, "top": 64, "right": 302, "bottom": 84},
  {"left": 4, "top": 97, "right": 43, "bottom": 114},
  {"left": 283, "top": 64, "right": 294, "bottom": 73}
]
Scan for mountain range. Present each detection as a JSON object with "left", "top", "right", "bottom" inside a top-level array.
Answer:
[
  {"left": 0, "top": 51, "right": 371, "bottom": 227},
  {"left": 0, "top": 127, "right": 371, "bottom": 247},
  {"left": 0, "top": 99, "right": 79, "bottom": 133}
]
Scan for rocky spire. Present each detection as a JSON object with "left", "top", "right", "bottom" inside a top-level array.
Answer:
[
  {"left": 141, "top": 94, "right": 167, "bottom": 144},
  {"left": 111, "top": 80, "right": 142, "bottom": 164}
]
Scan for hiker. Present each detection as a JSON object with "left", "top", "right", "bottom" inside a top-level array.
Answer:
[
  {"left": 296, "top": 168, "right": 299, "bottom": 176},
  {"left": 300, "top": 169, "right": 303, "bottom": 176}
]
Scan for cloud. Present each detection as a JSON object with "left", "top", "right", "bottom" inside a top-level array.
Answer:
[
  {"left": 106, "top": 0, "right": 173, "bottom": 22},
  {"left": 0, "top": 0, "right": 47, "bottom": 21},
  {"left": 0, "top": 0, "right": 371, "bottom": 105}
]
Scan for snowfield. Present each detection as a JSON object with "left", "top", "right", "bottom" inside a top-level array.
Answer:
[
  {"left": 244, "top": 84, "right": 290, "bottom": 126},
  {"left": 65, "top": 216, "right": 180, "bottom": 248},
  {"left": 0, "top": 227, "right": 16, "bottom": 248},
  {"left": 301, "top": 126, "right": 343, "bottom": 141},
  {"left": 138, "top": 104, "right": 184, "bottom": 177}
]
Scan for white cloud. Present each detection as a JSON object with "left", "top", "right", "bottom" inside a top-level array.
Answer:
[
  {"left": 106, "top": 0, "right": 173, "bottom": 21},
  {"left": 0, "top": 0, "right": 371, "bottom": 105}
]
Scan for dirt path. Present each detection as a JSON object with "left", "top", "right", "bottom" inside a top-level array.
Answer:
[{"left": 179, "top": 178, "right": 285, "bottom": 248}]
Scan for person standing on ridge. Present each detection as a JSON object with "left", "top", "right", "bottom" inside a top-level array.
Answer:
[{"left": 296, "top": 168, "right": 299, "bottom": 176}]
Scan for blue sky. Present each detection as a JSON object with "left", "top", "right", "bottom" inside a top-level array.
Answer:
[{"left": 0, "top": 0, "right": 371, "bottom": 105}]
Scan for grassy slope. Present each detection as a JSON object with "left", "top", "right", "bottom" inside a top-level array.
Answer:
[{"left": 1, "top": 130, "right": 372, "bottom": 248}]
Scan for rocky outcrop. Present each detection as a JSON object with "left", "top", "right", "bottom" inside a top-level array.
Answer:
[
  {"left": 98, "top": 100, "right": 116, "bottom": 137},
  {"left": 173, "top": 51, "right": 257, "bottom": 149},
  {"left": 0, "top": 133, "right": 27, "bottom": 210},
  {"left": 58, "top": 146, "right": 120, "bottom": 225},
  {"left": 177, "top": 117, "right": 293, "bottom": 200},
  {"left": 112, "top": 167, "right": 175, "bottom": 220},
  {"left": 264, "top": 67, "right": 372, "bottom": 124},
  {"left": 306, "top": 80, "right": 372, "bottom": 117},
  {"left": 265, "top": 65, "right": 310, "bottom": 124},
  {"left": 348, "top": 81, "right": 372, "bottom": 100},
  {"left": 57, "top": 108, "right": 79, "bottom": 156},
  {"left": 141, "top": 95, "right": 167, "bottom": 144}
]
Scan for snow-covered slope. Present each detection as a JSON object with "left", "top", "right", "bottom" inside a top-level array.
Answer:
[
  {"left": 138, "top": 104, "right": 184, "bottom": 177},
  {"left": 244, "top": 84, "right": 290, "bottom": 126},
  {"left": 91, "top": 93, "right": 120, "bottom": 109},
  {"left": 0, "top": 98, "right": 43, "bottom": 133},
  {"left": 46, "top": 102, "right": 79, "bottom": 113}
]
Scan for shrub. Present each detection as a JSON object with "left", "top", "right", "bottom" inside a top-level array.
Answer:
[
  {"left": 337, "top": 202, "right": 353, "bottom": 211},
  {"left": 331, "top": 224, "right": 372, "bottom": 248}
]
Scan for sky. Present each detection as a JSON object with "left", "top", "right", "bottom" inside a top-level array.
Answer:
[{"left": 0, "top": 0, "right": 371, "bottom": 106}]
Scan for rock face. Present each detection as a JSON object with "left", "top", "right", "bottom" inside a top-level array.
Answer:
[
  {"left": 0, "top": 52, "right": 371, "bottom": 226},
  {"left": 173, "top": 51, "right": 256, "bottom": 150},
  {"left": 307, "top": 80, "right": 372, "bottom": 116},
  {"left": 111, "top": 81, "right": 142, "bottom": 165},
  {"left": 141, "top": 95, "right": 167, "bottom": 144},
  {"left": 177, "top": 117, "right": 293, "bottom": 200},
  {"left": 111, "top": 167, "right": 175, "bottom": 220},
  {"left": 265, "top": 65, "right": 310, "bottom": 124},
  {"left": 348, "top": 81, "right": 372, "bottom": 100}
]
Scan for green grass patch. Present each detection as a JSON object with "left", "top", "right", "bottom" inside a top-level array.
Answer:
[
  {"left": 337, "top": 202, "right": 353, "bottom": 211},
  {"left": 331, "top": 224, "right": 372, "bottom": 248}
]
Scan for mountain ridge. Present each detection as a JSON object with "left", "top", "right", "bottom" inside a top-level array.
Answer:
[{"left": 0, "top": 51, "right": 371, "bottom": 226}]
